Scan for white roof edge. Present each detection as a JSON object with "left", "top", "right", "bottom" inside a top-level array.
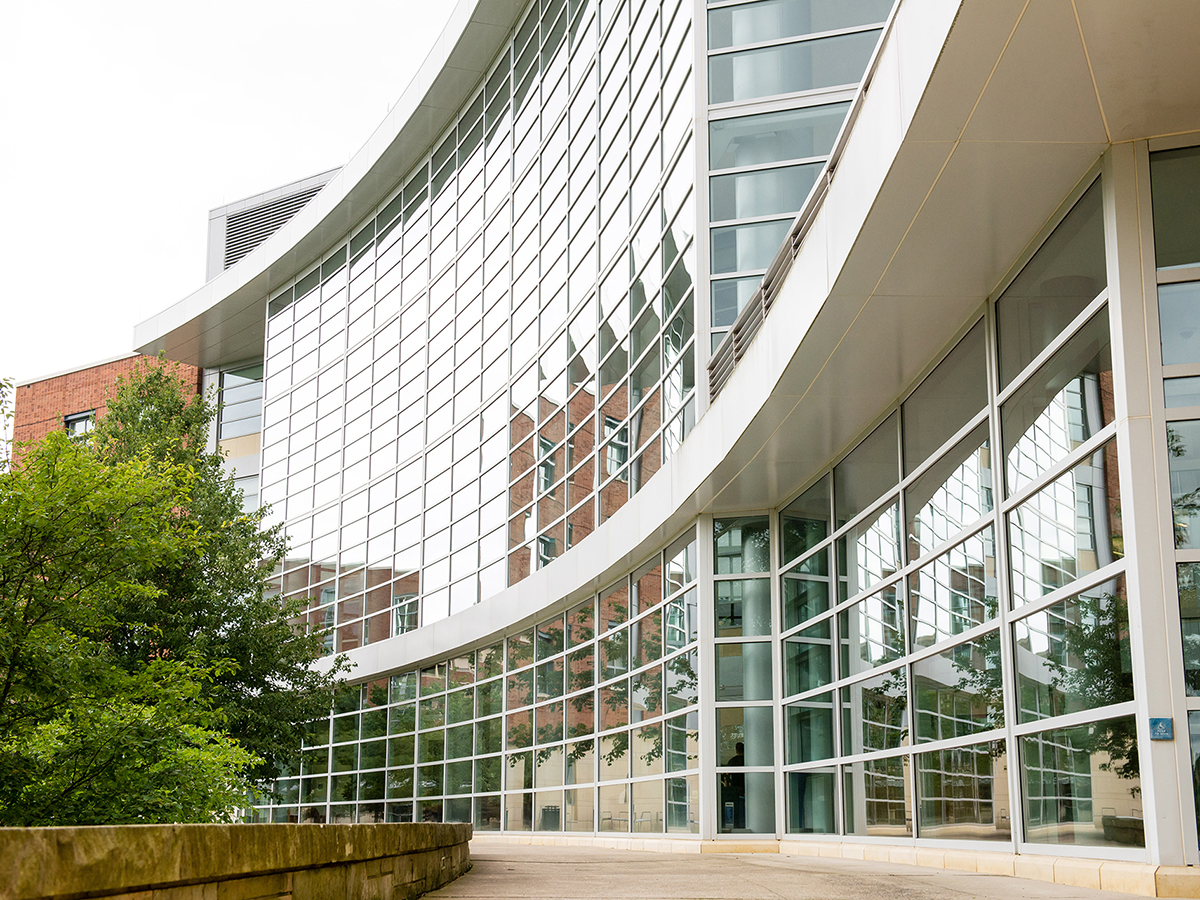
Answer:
[
  {"left": 17, "top": 351, "right": 143, "bottom": 388},
  {"left": 207, "top": 167, "right": 343, "bottom": 219},
  {"left": 134, "top": 0, "right": 525, "bottom": 369}
]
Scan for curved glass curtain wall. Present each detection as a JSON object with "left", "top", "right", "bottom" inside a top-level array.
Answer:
[
  {"left": 713, "top": 176, "right": 1141, "bottom": 846},
  {"left": 705, "top": 0, "right": 893, "bottom": 350},
  {"left": 249, "top": 530, "right": 700, "bottom": 828},
  {"left": 258, "top": 0, "right": 697, "bottom": 650}
]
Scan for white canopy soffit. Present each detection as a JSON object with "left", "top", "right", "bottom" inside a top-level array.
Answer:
[
  {"left": 133, "top": 0, "right": 525, "bottom": 368},
  {"left": 322, "top": 0, "right": 1200, "bottom": 674}
]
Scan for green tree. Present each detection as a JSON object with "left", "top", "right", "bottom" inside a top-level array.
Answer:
[
  {"left": 0, "top": 431, "right": 257, "bottom": 824},
  {"left": 88, "top": 361, "right": 345, "bottom": 782}
]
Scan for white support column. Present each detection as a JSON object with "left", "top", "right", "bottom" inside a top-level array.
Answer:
[
  {"left": 1103, "top": 141, "right": 1193, "bottom": 866},
  {"left": 696, "top": 514, "right": 718, "bottom": 840}
]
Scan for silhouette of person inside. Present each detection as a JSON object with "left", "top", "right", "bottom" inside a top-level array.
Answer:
[{"left": 722, "top": 741, "right": 746, "bottom": 829}]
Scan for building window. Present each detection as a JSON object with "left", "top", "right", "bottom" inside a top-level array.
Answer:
[
  {"left": 537, "top": 436, "right": 556, "bottom": 493},
  {"left": 393, "top": 594, "right": 419, "bottom": 636},
  {"left": 604, "top": 416, "right": 628, "bottom": 478},
  {"left": 64, "top": 411, "right": 94, "bottom": 436}
]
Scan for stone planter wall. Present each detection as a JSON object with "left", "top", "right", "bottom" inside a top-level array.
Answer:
[{"left": 1, "top": 822, "right": 472, "bottom": 900}]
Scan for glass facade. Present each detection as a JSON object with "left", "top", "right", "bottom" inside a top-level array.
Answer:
[
  {"left": 705, "top": 0, "right": 892, "bottom": 349},
  {"left": 259, "top": 0, "right": 697, "bottom": 648},
  {"left": 250, "top": 531, "right": 700, "bottom": 829},
  {"left": 135, "top": 0, "right": 1199, "bottom": 863}
]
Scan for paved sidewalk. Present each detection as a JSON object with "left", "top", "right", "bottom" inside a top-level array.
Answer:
[{"left": 427, "top": 843, "right": 1148, "bottom": 900}]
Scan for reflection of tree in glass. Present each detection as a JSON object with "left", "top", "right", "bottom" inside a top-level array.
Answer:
[
  {"left": 1169, "top": 425, "right": 1198, "bottom": 547},
  {"left": 945, "top": 597, "right": 1005, "bottom": 733}
]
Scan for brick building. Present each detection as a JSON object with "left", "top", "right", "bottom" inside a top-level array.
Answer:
[{"left": 12, "top": 353, "right": 200, "bottom": 450}]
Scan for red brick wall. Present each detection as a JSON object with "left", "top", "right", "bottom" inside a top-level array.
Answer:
[{"left": 12, "top": 355, "right": 201, "bottom": 450}]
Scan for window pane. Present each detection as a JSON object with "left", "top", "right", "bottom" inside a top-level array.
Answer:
[
  {"left": 718, "top": 706, "right": 775, "bottom": 766},
  {"left": 1014, "top": 575, "right": 1132, "bottom": 722},
  {"left": 1165, "top": 376, "right": 1200, "bottom": 408},
  {"left": 1158, "top": 281, "right": 1200, "bottom": 366},
  {"left": 1151, "top": 145, "right": 1200, "bottom": 270},
  {"left": 714, "top": 516, "right": 771, "bottom": 573},
  {"left": 902, "top": 320, "right": 987, "bottom": 471},
  {"left": 711, "top": 275, "right": 761, "bottom": 328},
  {"left": 716, "top": 578, "right": 772, "bottom": 637},
  {"left": 917, "top": 741, "right": 1010, "bottom": 841},
  {"left": 716, "top": 641, "right": 774, "bottom": 701},
  {"left": 834, "top": 411, "right": 899, "bottom": 525},
  {"left": 709, "top": 163, "right": 821, "bottom": 221},
  {"left": 786, "top": 768, "right": 837, "bottom": 834},
  {"left": 782, "top": 558, "right": 831, "bottom": 630},
  {"left": 839, "top": 583, "right": 905, "bottom": 677},
  {"left": 1168, "top": 421, "right": 1200, "bottom": 549},
  {"left": 711, "top": 219, "right": 791, "bottom": 273},
  {"left": 909, "top": 527, "right": 997, "bottom": 649},
  {"left": 913, "top": 632, "right": 1004, "bottom": 742},
  {"left": 996, "top": 179, "right": 1106, "bottom": 387},
  {"left": 781, "top": 475, "right": 831, "bottom": 565},
  {"left": 837, "top": 500, "right": 901, "bottom": 599},
  {"left": 1008, "top": 440, "right": 1123, "bottom": 608},
  {"left": 906, "top": 424, "right": 993, "bottom": 561},
  {"left": 840, "top": 668, "right": 908, "bottom": 755},
  {"left": 708, "top": 30, "right": 881, "bottom": 104},
  {"left": 1176, "top": 564, "right": 1200, "bottom": 696},
  {"left": 1001, "top": 311, "right": 1112, "bottom": 496},
  {"left": 784, "top": 618, "right": 833, "bottom": 695},
  {"left": 843, "top": 755, "right": 911, "bottom": 836},
  {"left": 708, "top": 0, "right": 893, "bottom": 50},
  {"left": 786, "top": 693, "right": 835, "bottom": 763},
  {"left": 1020, "top": 717, "right": 1142, "bottom": 847},
  {"left": 709, "top": 103, "right": 849, "bottom": 170}
]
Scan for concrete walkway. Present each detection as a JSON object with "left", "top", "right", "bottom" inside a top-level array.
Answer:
[{"left": 428, "top": 843, "right": 1148, "bottom": 900}]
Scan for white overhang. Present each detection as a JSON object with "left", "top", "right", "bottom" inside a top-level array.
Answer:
[
  {"left": 326, "top": 0, "right": 1200, "bottom": 676},
  {"left": 133, "top": 0, "right": 525, "bottom": 369}
]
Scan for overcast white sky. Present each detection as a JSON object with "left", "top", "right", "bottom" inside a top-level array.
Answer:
[{"left": 0, "top": 1, "right": 456, "bottom": 400}]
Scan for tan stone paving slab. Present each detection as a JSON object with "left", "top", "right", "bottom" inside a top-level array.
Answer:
[{"left": 429, "top": 844, "right": 1153, "bottom": 900}]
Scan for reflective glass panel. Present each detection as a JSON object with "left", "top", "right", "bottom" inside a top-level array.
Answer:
[
  {"left": 909, "top": 527, "right": 997, "bottom": 650},
  {"left": 716, "top": 578, "right": 772, "bottom": 636},
  {"left": 1020, "top": 716, "right": 1143, "bottom": 847},
  {"left": 837, "top": 501, "right": 901, "bottom": 599},
  {"left": 1169, "top": 420, "right": 1200, "bottom": 549},
  {"left": 906, "top": 424, "right": 993, "bottom": 561},
  {"left": 786, "top": 768, "right": 837, "bottom": 834},
  {"left": 839, "top": 583, "right": 905, "bottom": 677},
  {"left": 917, "top": 741, "right": 1010, "bottom": 841},
  {"left": 782, "top": 565, "right": 831, "bottom": 631},
  {"left": 843, "top": 755, "right": 911, "bottom": 837},
  {"left": 1008, "top": 440, "right": 1123, "bottom": 608},
  {"left": 781, "top": 475, "right": 831, "bottom": 565},
  {"left": 1002, "top": 311, "right": 1112, "bottom": 496},
  {"left": 913, "top": 632, "right": 1004, "bottom": 742},
  {"left": 709, "top": 103, "right": 849, "bottom": 170},
  {"left": 708, "top": 30, "right": 881, "bottom": 104},
  {"left": 1175, "top": 564, "right": 1200, "bottom": 696},
  {"left": 835, "top": 412, "right": 899, "bottom": 525},
  {"left": 716, "top": 641, "right": 773, "bottom": 701},
  {"left": 1158, "top": 281, "right": 1200, "bottom": 366},
  {"left": 786, "top": 693, "right": 835, "bottom": 763},
  {"left": 996, "top": 179, "right": 1106, "bottom": 387},
  {"left": 784, "top": 617, "right": 833, "bottom": 696},
  {"left": 708, "top": 0, "right": 893, "bottom": 49},
  {"left": 1165, "top": 376, "right": 1200, "bottom": 408},
  {"left": 709, "top": 163, "right": 821, "bottom": 221},
  {"left": 714, "top": 516, "right": 770, "bottom": 573},
  {"left": 710, "top": 219, "right": 791, "bottom": 274},
  {"left": 903, "top": 320, "right": 988, "bottom": 472},
  {"left": 1014, "top": 575, "right": 1132, "bottom": 722},
  {"left": 840, "top": 668, "right": 908, "bottom": 755},
  {"left": 1150, "top": 146, "right": 1200, "bottom": 270}
]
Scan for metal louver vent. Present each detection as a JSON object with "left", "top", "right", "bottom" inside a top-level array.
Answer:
[{"left": 223, "top": 185, "right": 324, "bottom": 269}]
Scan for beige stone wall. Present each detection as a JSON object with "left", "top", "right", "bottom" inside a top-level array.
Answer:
[{"left": 1, "top": 823, "right": 471, "bottom": 900}]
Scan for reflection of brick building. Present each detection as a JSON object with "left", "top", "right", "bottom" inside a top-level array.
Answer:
[{"left": 12, "top": 354, "right": 200, "bottom": 454}]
